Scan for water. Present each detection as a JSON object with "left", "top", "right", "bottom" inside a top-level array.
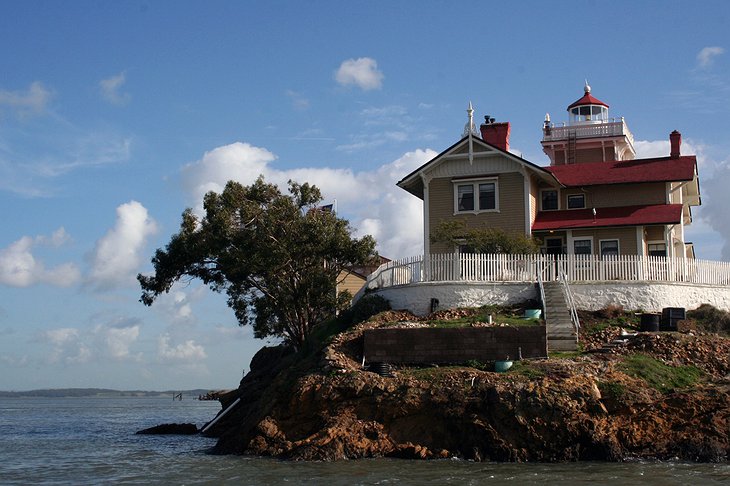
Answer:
[{"left": 0, "top": 397, "right": 727, "bottom": 485}]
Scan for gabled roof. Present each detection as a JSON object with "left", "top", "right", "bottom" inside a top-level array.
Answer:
[
  {"left": 397, "top": 135, "right": 559, "bottom": 199},
  {"left": 567, "top": 92, "right": 609, "bottom": 109},
  {"left": 545, "top": 156, "right": 697, "bottom": 187},
  {"left": 532, "top": 204, "right": 683, "bottom": 231}
]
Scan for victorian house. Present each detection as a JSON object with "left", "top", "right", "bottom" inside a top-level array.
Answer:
[{"left": 396, "top": 84, "right": 701, "bottom": 259}]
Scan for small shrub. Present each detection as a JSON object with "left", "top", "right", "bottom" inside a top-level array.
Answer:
[
  {"left": 345, "top": 294, "right": 392, "bottom": 324},
  {"left": 686, "top": 304, "right": 730, "bottom": 334},
  {"left": 596, "top": 304, "right": 625, "bottom": 319}
]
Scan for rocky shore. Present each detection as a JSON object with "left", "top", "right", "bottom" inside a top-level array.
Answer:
[{"left": 202, "top": 309, "right": 730, "bottom": 462}]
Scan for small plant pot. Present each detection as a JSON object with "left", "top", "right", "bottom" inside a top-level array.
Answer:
[{"left": 494, "top": 360, "right": 513, "bottom": 372}]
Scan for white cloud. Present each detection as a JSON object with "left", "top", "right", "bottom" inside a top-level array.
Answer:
[
  {"left": 88, "top": 201, "right": 158, "bottom": 290},
  {"left": 335, "top": 57, "right": 384, "bottom": 91},
  {"left": 157, "top": 334, "right": 207, "bottom": 362},
  {"left": 153, "top": 284, "right": 208, "bottom": 326},
  {"left": 181, "top": 142, "right": 277, "bottom": 211},
  {"left": 696, "top": 46, "right": 724, "bottom": 69},
  {"left": 0, "top": 81, "right": 52, "bottom": 115},
  {"left": 181, "top": 141, "right": 435, "bottom": 258},
  {"left": 99, "top": 72, "right": 131, "bottom": 105},
  {"left": 0, "top": 229, "right": 80, "bottom": 287}
]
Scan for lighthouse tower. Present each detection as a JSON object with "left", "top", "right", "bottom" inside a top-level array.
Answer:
[{"left": 541, "top": 82, "right": 635, "bottom": 166}]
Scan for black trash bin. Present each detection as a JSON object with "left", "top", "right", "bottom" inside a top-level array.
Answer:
[
  {"left": 661, "top": 307, "right": 685, "bottom": 331},
  {"left": 640, "top": 313, "right": 661, "bottom": 332}
]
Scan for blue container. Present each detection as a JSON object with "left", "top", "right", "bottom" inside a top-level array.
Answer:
[
  {"left": 524, "top": 309, "right": 542, "bottom": 319},
  {"left": 494, "top": 360, "right": 513, "bottom": 372}
]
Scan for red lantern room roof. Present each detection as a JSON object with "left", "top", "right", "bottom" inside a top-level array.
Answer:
[{"left": 567, "top": 82, "right": 609, "bottom": 110}]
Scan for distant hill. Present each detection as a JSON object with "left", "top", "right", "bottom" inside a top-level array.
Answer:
[{"left": 0, "top": 388, "right": 213, "bottom": 398}]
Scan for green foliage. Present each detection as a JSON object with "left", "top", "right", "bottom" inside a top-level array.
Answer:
[
  {"left": 138, "top": 177, "right": 376, "bottom": 349},
  {"left": 619, "top": 353, "right": 703, "bottom": 393},
  {"left": 431, "top": 220, "right": 540, "bottom": 254},
  {"left": 687, "top": 304, "right": 730, "bottom": 334},
  {"left": 508, "top": 361, "right": 545, "bottom": 379},
  {"left": 465, "top": 359, "right": 489, "bottom": 371}
]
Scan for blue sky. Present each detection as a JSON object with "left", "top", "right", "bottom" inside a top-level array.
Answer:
[{"left": 2, "top": 1, "right": 730, "bottom": 390}]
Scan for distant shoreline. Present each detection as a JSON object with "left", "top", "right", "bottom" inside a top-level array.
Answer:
[{"left": 0, "top": 388, "right": 216, "bottom": 398}]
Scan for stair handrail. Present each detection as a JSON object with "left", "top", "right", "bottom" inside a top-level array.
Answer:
[
  {"left": 559, "top": 270, "right": 580, "bottom": 333},
  {"left": 536, "top": 262, "right": 548, "bottom": 323}
]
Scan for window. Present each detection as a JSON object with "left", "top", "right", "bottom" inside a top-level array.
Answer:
[
  {"left": 479, "top": 183, "right": 495, "bottom": 210},
  {"left": 648, "top": 243, "right": 666, "bottom": 257},
  {"left": 454, "top": 179, "right": 498, "bottom": 213},
  {"left": 457, "top": 185, "right": 474, "bottom": 211},
  {"left": 544, "top": 237, "right": 564, "bottom": 255},
  {"left": 600, "top": 240, "right": 619, "bottom": 257},
  {"left": 567, "top": 194, "right": 585, "bottom": 209},
  {"left": 574, "top": 239, "right": 592, "bottom": 255},
  {"left": 541, "top": 190, "right": 558, "bottom": 210}
]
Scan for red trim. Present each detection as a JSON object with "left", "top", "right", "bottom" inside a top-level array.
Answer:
[
  {"left": 532, "top": 204, "right": 683, "bottom": 231},
  {"left": 545, "top": 156, "right": 696, "bottom": 186},
  {"left": 567, "top": 93, "right": 609, "bottom": 109}
]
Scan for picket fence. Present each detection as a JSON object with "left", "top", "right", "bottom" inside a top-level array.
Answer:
[{"left": 365, "top": 253, "right": 730, "bottom": 290}]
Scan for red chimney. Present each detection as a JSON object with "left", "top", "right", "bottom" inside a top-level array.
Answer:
[
  {"left": 480, "top": 120, "right": 511, "bottom": 152},
  {"left": 670, "top": 130, "right": 681, "bottom": 159}
]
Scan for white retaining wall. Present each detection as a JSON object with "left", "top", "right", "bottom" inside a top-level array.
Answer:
[{"left": 371, "top": 281, "right": 730, "bottom": 316}]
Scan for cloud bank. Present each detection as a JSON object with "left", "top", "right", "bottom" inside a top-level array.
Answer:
[{"left": 181, "top": 142, "right": 434, "bottom": 258}]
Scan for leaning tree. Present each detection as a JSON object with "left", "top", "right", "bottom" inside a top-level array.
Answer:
[{"left": 138, "top": 177, "right": 376, "bottom": 348}]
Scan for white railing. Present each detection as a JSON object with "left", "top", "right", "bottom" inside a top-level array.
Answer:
[
  {"left": 542, "top": 120, "right": 634, "bottom": 148},
  {"left": 559, "top": 271, "right": 580, "bottom": 333},
  {"left": 364, "top": 253, "right": 730, "bottom": 290}
]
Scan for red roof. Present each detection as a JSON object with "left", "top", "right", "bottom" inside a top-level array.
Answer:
[
  {"left": 532, "top": 204, "right": 683, "bottom": 231},
  {"left": 567, "top": 92, "right": 609, "bottom": 109},
  {"left": 545, "top": 156, "right": 696, "bottom": 187}
]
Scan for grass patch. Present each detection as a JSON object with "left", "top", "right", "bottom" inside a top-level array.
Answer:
[
  {"left": 598, "top": 380, "right": 627, "bottom": 400},
  {"left": 549, "top": 351, "right": 583, "bottom": 359},
  {"left": 402, "top": 366, "right": 463, "bottom": 382},
  {"left": 425, "top": 304, "right": 542, "bottom": 328},
  {"left": 619, "top": 353, "right": 703, "bottom": 393},
  {"left": 508, "top": 361, "right": 546, "bottom": 379}
]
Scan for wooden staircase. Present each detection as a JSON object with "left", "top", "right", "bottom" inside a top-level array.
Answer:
[{"left": 541, "top": 280, "right": 579, "bottom": 351}]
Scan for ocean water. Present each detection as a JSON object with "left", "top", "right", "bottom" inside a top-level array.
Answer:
[{"left": 0, "top": 396, "right": 727, "bottom": 485}]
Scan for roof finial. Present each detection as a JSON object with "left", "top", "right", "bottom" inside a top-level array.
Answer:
[
  {"left": 463, "top": 101, "right": 478, "bottom": 137},
  {"left": 584, "top": 79, "right": 591, "bottom": 94}
]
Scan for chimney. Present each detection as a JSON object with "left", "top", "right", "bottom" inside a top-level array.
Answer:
[
  {"left": 670, "top": 130, "right": 681, "bottom": 159},
  {"left": 480, "top": 116, "right": 511, "bottom": 152}
]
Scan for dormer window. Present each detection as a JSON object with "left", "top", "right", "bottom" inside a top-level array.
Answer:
[
  {"left": 567, "top": 194, "right": 585, "bottom": 209},
  {"left": 541, "top": 189, "right": 558, "bottom": 211}
]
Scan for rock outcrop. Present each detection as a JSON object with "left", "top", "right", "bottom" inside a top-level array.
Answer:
[{"left": 203, "top": 313, "right": 730, "bottom": 462}]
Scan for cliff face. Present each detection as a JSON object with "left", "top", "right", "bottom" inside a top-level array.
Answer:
[{"left": 205, "top": 315, "right": 730, "bottom": 462}]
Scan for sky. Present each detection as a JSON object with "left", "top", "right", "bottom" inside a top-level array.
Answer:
[{"left": 2, "top": 1, "right": 730, "bottom": 391}]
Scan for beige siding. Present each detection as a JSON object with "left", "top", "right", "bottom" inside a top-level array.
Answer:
[
  {"left": 575, "top": 147, "right": 605, "bottom": 164},
  {"left": 571, "top": 227, "right": 638, "bottom": 255},
  {"left": 529, "top": 175, "right": 539, "bottom": 225},
  {"left": 582, "top": 183, "right": 667, "bottom": 208},
  {"left": 645, "top": 225, "right": 665, "bottom": 241},
  {"left": 428, "top": 172, "right": 526, "bottom": 254},
  {"left": 337, "top": 271, "right": 366, "bottom": 297}
]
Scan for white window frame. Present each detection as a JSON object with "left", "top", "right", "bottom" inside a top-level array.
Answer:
[
  {"left": 599, "top": 239, "right": 620, "bottom": 257},
  {"left": 540, "top": 189, "right": 559, "bottom": 211},
  {"left": 567, "top": 193, "right": 586, "bottom": 210},
  {"left": 647, "top": 241, "right": 667, "bottom": 257},
  {"left": 453, "top": 178, "right": 499, "bottom": 215},
  {"left": 573, "top": 237, "right": 593, "bottom": 255}
]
